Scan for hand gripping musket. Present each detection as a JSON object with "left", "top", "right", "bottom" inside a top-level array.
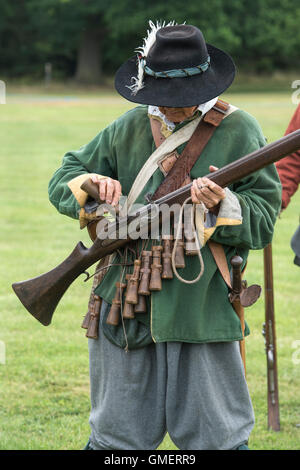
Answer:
[
  {"left": 262, "top": 243, "right": 280, "bottom": 431},
  {"left": 12, "top": 130, "right": 300, "bottom": 327}
]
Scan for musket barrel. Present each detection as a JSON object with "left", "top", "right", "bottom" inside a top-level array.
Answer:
[
  {"left": 155, "top": 129, "right": 300, "bottom": 206},
  {"left": 12, "top": 130, "right": 300, "bottom": 326}
]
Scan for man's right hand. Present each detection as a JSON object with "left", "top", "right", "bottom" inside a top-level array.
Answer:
[{"left": 90, "top": 176, "right": 122, "bottom": 207}]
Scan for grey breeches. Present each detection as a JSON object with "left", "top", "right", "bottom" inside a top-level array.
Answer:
[{"left": 88, "top": 300, "right": 254, "bottom": 450}]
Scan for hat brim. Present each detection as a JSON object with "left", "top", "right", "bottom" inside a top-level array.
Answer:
[{"left": 114, "top": 44, "right": 236, "bottom": 107}]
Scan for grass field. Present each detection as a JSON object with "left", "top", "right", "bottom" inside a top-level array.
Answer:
[{"left": 0, "top": 87, "right": 299, "bottom": 450}]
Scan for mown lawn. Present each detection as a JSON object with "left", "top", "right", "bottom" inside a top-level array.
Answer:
[{"left": 0, "top": 89, "right": 299, "bottom": 450}]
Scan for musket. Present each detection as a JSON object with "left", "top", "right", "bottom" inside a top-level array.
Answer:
[
  {"left": 12, "top": 129, "right": 300, "bottom": 327},
  {"left": 262, "top": 243, "right": 280, "bottom": 431},
  {"left": 230, "top": 255, "right": 246, "bottom": 374}
]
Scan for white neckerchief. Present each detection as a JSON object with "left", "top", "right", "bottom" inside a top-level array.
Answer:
[{"left": 148, "top": 96, "right": 218, "bottom": 132}]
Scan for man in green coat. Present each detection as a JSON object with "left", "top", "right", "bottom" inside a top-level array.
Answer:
[{"left": 48, "top": 23, "right": 281, "bottom": 450}]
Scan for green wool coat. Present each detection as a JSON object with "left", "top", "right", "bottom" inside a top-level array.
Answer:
[{"left": 48, "top": 104, "right": 281, "bottom": 345}]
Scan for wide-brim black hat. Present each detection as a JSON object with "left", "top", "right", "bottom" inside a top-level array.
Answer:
[{"left": 115, "top": 24, "right": 236, "bottom": 107}]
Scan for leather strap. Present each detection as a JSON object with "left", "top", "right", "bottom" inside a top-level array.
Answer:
[
  {"left": 157, "top": 151, "right": 180, "bottom": 176},
  {"left": 148, "top": 99, "right": 233, "bottom": 291},
  {"left": 150, "top": 118, "right": 181, "bottom": 176},
  {"left": 151, "top": 99, "right": 230, "bottom": 201},
  {"left": 208, "top": 240, "right": 232, "bottom": 289},
  {"left": 149, "top": 100, "right": 235, "bottom": 290},
  {"left": 127, "top": 115, "right": 202, "bottom": 210},
  {"left": 149, "top": 103, "right": 247, "bottom": 372},
  {"left": 148, "top": 99, "right": 237, "bottom": 293}
]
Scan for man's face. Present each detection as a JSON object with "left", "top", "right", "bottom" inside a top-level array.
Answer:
[{"left": 158, "top": 105, "right": 198, "bottom": 123}]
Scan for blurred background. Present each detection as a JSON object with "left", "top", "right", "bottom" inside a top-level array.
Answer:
[
  {"left": 0, "top": 0, "right": 299, "bottom": 90},
  {"left": 0, "top": 0, "right": 300, "bottom": 451}
]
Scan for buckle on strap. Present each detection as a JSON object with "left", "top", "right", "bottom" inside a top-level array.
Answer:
[{"left": 157, "top": 151, "right": 179, "bottom": 176}]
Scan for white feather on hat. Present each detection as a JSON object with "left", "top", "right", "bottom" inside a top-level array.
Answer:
[{"left": 127, "top": 20, "right": 178, "bottom": 95}]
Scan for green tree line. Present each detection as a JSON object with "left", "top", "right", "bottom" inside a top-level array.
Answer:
[{"left": 0, "top": 0, "right": 299, "bottom": 83}]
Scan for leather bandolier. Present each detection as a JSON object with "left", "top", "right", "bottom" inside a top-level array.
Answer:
[{"left": 82, "top": 100, "right": 261, "bottom": 367}]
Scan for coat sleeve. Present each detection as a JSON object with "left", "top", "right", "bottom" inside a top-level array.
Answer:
[
  {"left": 48, "top": 123, "right": 117, "bottom": 219},
  {"left": 275, "top": 104, "right": 300, "bottom": 210},
  {"left": 210, "top": 116, "right": 282, "bottom": 250}
]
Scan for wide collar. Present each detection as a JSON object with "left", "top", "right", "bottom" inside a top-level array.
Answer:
[{"left": 148, "top": 96, "right": 218, "bottom": 137}]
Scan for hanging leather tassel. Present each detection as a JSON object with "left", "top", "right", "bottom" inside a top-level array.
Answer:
[
  {"left": 149, "top": 245, "right": 163, "bottom": 291},
  {"left": 125, "top": 259, "right": 141, "bottom": 304},
  {"left": 81, "top": 309, "right": 91, "bottom": 330},
  {"left": 106, "top": 281, "right": 126, "bottom": 325},
  {"left": 138, "top": 250, "right": 152, "bottom": 295},
  {"left": 81, "top": 285, "right": 97, "bottom": 330},
  {"left": 134, "top": 293, "right": 147, "bottom": 313},
  {"left": 162, "top": 235, "right": 174, "bottom": 279},
  {"left": 86, "top": 295, "right": 102, "bottom": 339},
  {"left": 184, "top": 205, "right": 198, "bottom": 255},
  {"left": 82, "top": 258, "right": 110, "bottom": 333},
  {"left": 174, "top": 223, "right": 185, "bottom": 268},
  {"left": 123, "top": 274, "right": 135, "bottom": 319}
]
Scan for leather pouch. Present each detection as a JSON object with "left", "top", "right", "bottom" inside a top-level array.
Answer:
[{"left": 101, "top": 301, "right": 154, "bottom": 350}]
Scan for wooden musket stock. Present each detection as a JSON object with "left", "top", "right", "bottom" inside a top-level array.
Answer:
[{"left": 12, "top": 130, "right": 300, "bottom": 326}]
